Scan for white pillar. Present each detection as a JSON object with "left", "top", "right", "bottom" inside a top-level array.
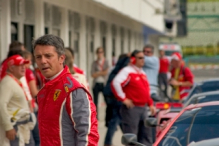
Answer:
[
  {"left": 34, "top": 0, "right": 44, "bottom": 39},
  {"left": 123, "top": 29, "right": 129, "bottom": 53},
  {"left": 0, "top": 0, "right": 11, "bottom": 61},
  {"left": 18, "top": 22, "right": 24, "bottom": 43},
  {"left": 115, "top": 26, "right": 121, "bottom": 57},
  {"left": 79, "top": 14, "right": 87, "bottom": 73},
  {"left": 141, "top": 34, "right": 144, "bottom": 49},
  {"left": 106, "top": 23, "right": 112, "bottom": 67},
  {"left": 148, "top": 35, "right": 159, "bottom": 56},
  {"left": 94, "top": 18, "right": 100, "bottom": 59},
  {"left": 61, "top": 8, "right": 69, "bottom": 46},
  {"left": 130, "top": 31, "right": 135, "bottom": 52}
]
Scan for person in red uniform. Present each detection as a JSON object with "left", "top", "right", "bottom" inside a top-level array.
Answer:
[
  {"left": 158, "top": 50, "right": 171, "bottom": 98},
  {"left": 111, "top": 50, "right": 156, "bottom": 146},
  {"left": 65, "top": 47, "right": 85, "bottom": 75},
  {"left": 33, "top": 34, "right": 99, "bottom": 146},
  {"left": 169, "top": 52, "right": 194, "bottom": 101},
  {"left": 74, "top": 64, "right": 85, "bottom": 75},
  {"left": 0, "top": 50, "right": 23, "bottom": 82},
  {"left": 0, "top": 41, "right": 25, "bottom": 82}
]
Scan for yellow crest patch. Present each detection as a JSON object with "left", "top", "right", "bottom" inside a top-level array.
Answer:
[
  {"left": 64, "top": 86, "right": 69, "bottom": 92},
  {"left": 53, "top": 89, "right": 61, "bottom": 101}
]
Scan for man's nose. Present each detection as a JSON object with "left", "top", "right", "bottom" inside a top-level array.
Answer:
[
  {"left": 21, "top": 65, "right": 25, "bottom": 69},
  {"left": 41, "top": 56, "right": 47, "bottom": 64}
]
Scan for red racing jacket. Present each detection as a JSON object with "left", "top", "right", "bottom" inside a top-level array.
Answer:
[
  {"left": 37, "top": 66, "right": 99, "bottom": 146},
  {"left": 111, "top": 65, "right": 153, "bottom": 107}
]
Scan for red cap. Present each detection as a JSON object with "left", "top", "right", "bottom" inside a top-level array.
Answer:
[
  {"left": 171, "top": 52, "right": 182, "bottom": 61},
  {"left": 7, "top": 55, "right": 30, "bottom": 66}
]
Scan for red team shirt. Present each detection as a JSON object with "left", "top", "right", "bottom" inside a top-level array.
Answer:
[
  {"left": 171, "top": 65, "right": 194, "bottom": 99},
  {"left": 74, "top": 65, "right": 85, "bottom": 75},
  {"left": 25, "top": 68, "right": 36, "bottom": 83},
  {"left": 159, "top": 57, "right": 170, "bottom": 73}
]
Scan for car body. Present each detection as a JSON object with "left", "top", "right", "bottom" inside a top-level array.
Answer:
[
  {"left": 153, "top": 101, "right": 219, "bottom": 146},
  {"left": 156, "top": 108, "right": 180, "bottom": 138},
  {"left": 183, "top": 91, "right": 219, "bottom": 108},
  {"left": 155, "top": 89, "right": 219, "bottom": 138},
  {"left": 188, "top": 138, "right": 219, "bottom": 146},
  {"left": 183, "top": 78, "right": 219, "bottom": 104}
]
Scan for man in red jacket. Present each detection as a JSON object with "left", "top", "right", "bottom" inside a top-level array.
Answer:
[
  {"left": 33, "top": 34, "right": 99, "bottom": 146},
  {"left": 111, "top": 50, "right": 156, "bottom": 146},
  {"left": 169, "top": 52, "right": 194, "bottom": 100}
]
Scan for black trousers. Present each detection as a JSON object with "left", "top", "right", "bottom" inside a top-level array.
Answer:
[
  {"left": 120, "top": 105, "right": 153, "bottom": 146},
  {"left": 158, "top": 73, "right": 168, "bottom": 98},
  {"left": 92, "top": 83, "right": 107, "bottom": 116}
]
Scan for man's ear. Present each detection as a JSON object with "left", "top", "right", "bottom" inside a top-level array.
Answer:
[
  {"left": 8, "top": 65, "right": 14, "bottom": 72},
  {"left": 59, "top": 54, "right": 66, "bottom": 64}
]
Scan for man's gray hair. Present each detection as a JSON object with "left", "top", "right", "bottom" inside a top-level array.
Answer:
[
  {"left": 32, "top": 34, "right": 65, "bottom": 56},
  {"left": 143, "top": 44, "right": 154, "bottom": 53}
]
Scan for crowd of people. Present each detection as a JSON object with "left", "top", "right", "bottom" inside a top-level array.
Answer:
[
  {"left": 0, "top": 34, "right": 194, "bottom": 146},
  {"left": 94, "top": 44, "right": 194, "bottom": 146}
]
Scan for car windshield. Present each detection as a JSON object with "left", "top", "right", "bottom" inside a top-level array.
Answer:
[
  {"left": 185, "top": 81, "right": 219, "bottom": 103},
  {"left": 158, "top": 105, "right": 219, "bottom": 146},
  {"left": 188, "top": 94, "right": 219, "bottom": 106},
  {"left": 164, "top": 50, "right": 179, "bottom": 56}
]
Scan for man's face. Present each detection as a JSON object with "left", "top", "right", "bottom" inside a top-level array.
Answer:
[
  {"left": 34, "top": 45, "right": 65, "bottom": 78},
  {"left": 160, "top": 50, "right": 165, "bottom": 57},
  {"left": 171, "top": 59, "right": 181, "bottom": 68},
  {"left": 143, "top": 48, "right": 153, "bottom": 56},
  {"left": 135, "top": 52, "right": 145, "bottom": 67},
  {"left": 96, "top": 48, "right": 104, "bottom": 59},
  {"left": 9, "top": 65, "right": 26, "bottom": 79}
]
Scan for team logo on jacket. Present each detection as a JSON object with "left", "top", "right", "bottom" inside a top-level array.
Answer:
[
  {"left": 54, "top": 89, "right": 61, "bottom": 101},
  {"left": 64, "top": 76, "right": 73, "bottom": 93},
  {"left": 64, "top": 86, "right": 69, "bottom": 92}
]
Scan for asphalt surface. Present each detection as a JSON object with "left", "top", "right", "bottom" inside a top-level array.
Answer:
[
  {"left": 97, "top": 69, "right": 219, "bottom": 146},
  {"left": 192, "top": 69, "right": 219, "bottom": 80}
]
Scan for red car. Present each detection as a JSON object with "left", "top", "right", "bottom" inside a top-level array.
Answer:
[
  {"left": 153, "top": 101, "right": 219, "bottom": 146},
  {"left": 122, "top": 101, "right": 219, "bottom": 146},
  {"left": 155, "top": 108, "right": 180, "bottom": 138}
]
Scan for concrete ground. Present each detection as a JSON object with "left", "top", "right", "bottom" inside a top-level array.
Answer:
[
  {"left": 97, "top": 69, "right": 218, "bottom": 146},
  {"left": 98, "top": 102, "right": 123, "bottom": 146},
  {"left": 98, "top": 105, "right": 122, "bottom": 146}
]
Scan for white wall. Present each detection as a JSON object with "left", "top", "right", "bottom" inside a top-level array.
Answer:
[
  {"left": 0, "top": 0, "right": 163, "bottom": 80},
  {"left": 0, "top": 0, "right": 11, "bottom": 61},
  {"left": 92, "top": 0, "right": 165, "bottom": 32}
]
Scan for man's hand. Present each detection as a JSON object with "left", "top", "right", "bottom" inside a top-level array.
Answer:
[
  {"left": 123, "top": 99, "right": 134, "bottom": 109},
  {"left": 92, "top": 72, "right": 101, "bottom": 78},
  {"left": 99, "top": 70, "right": 108, "bottom": 76},
  {"left": 6, "top": 129, "right": 16, "bottom": 140},
  {"left": 169, "top": 79, "right": 180, "bottom": 86},
  {"left": 149, "top": 106, "right": 156, "bottom": 116}
]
